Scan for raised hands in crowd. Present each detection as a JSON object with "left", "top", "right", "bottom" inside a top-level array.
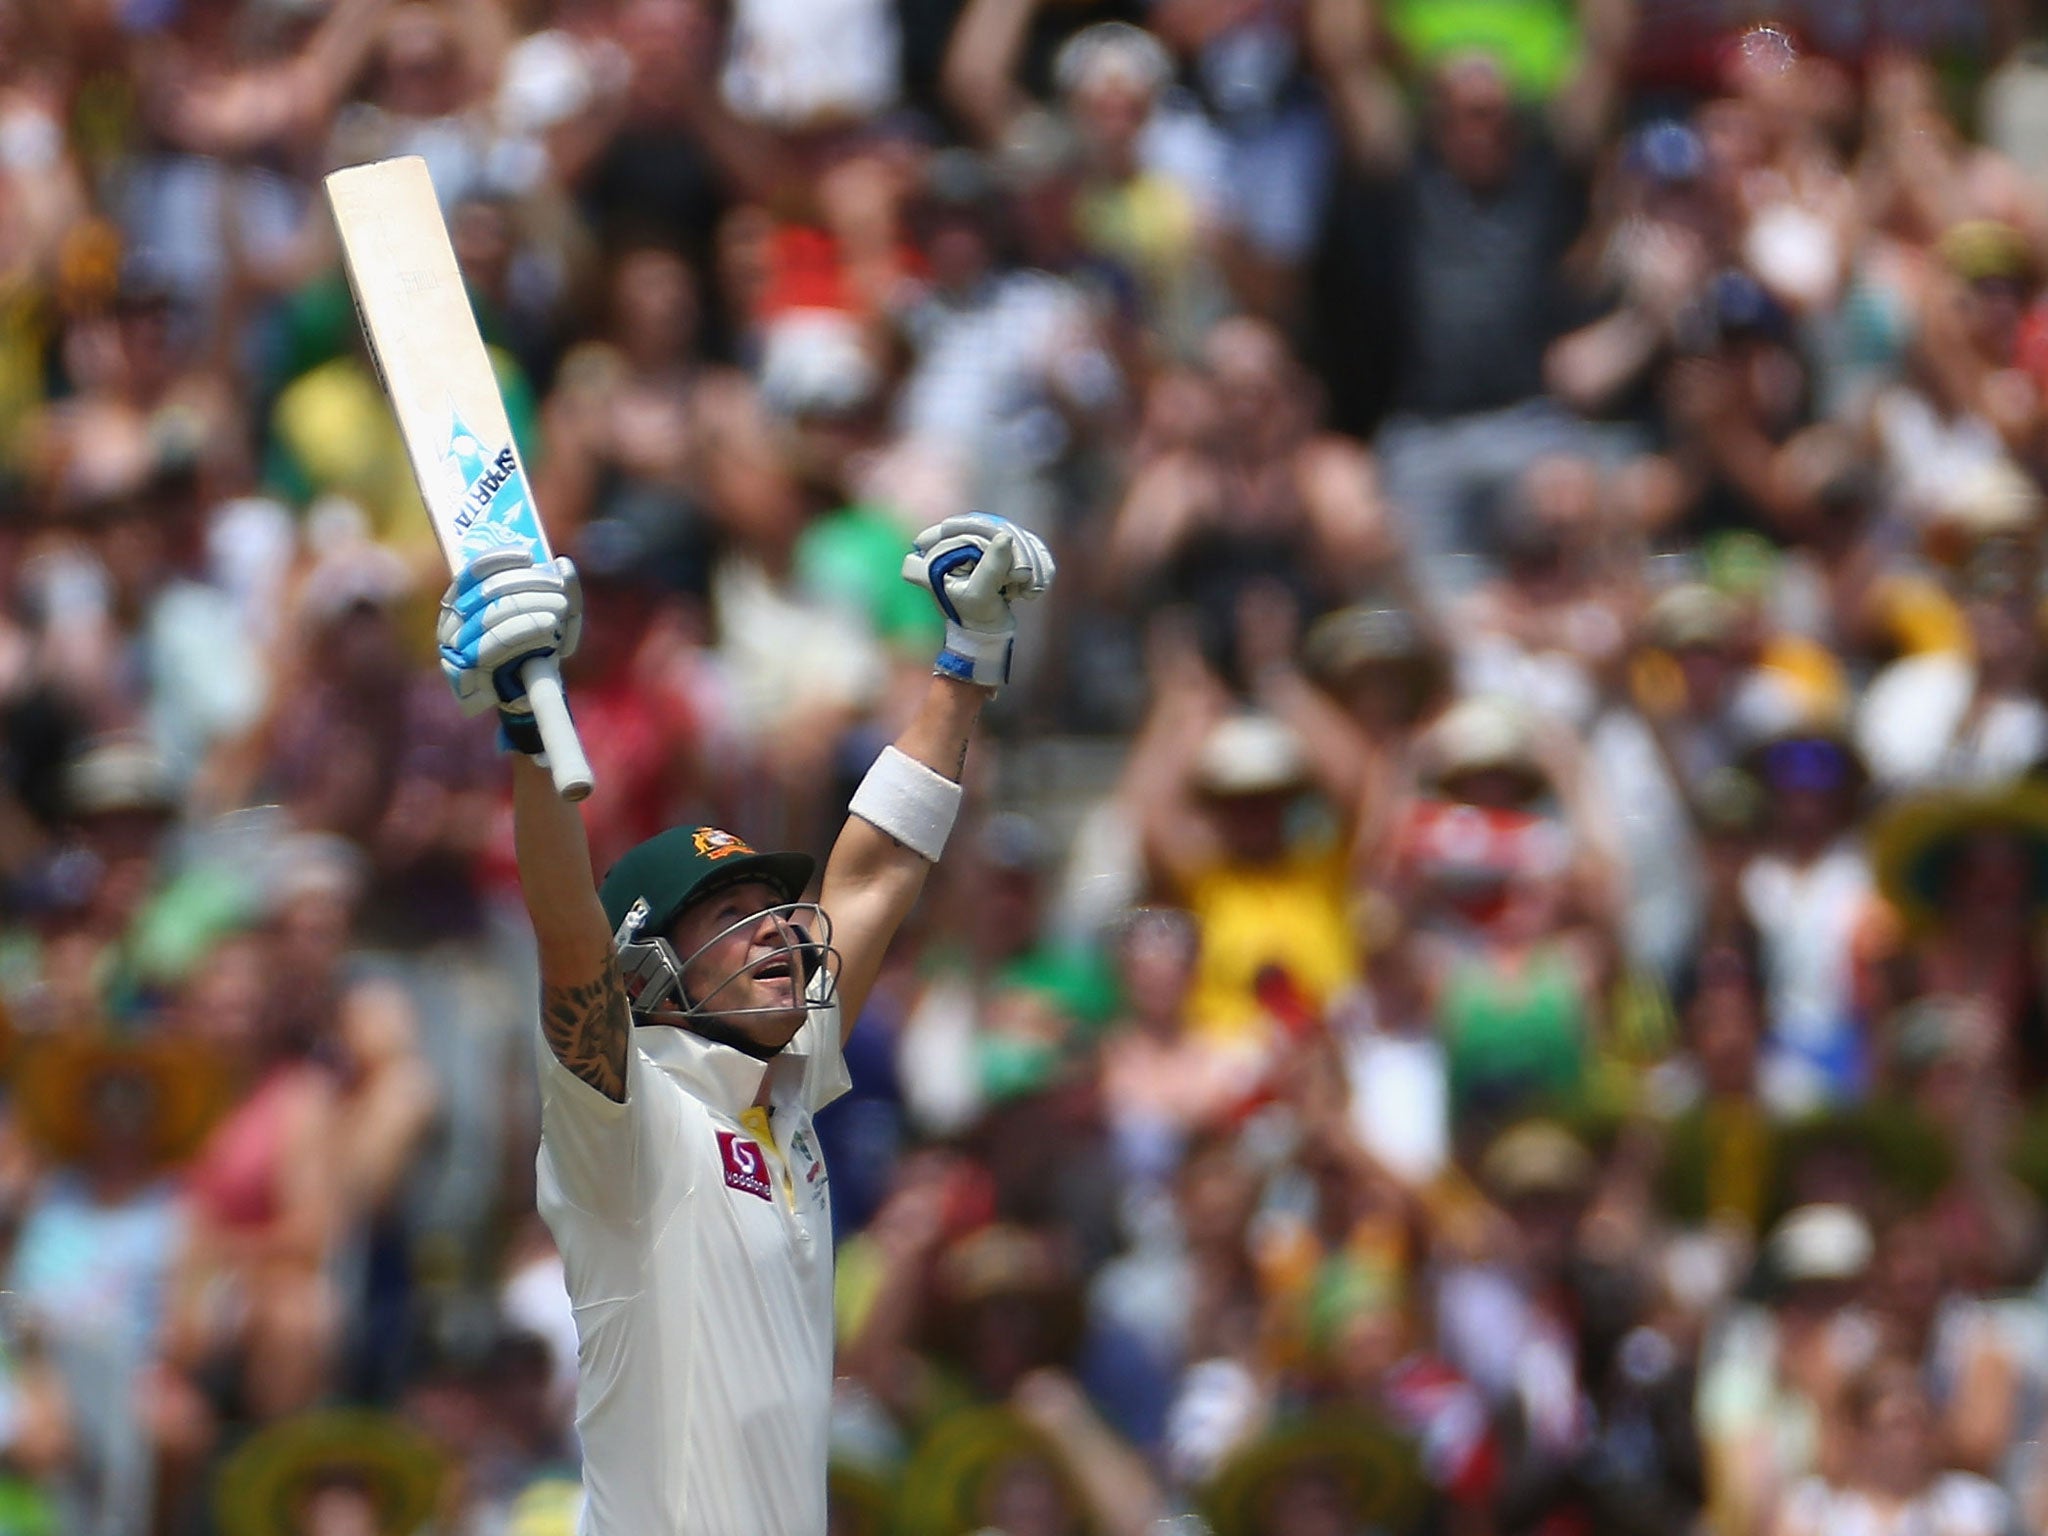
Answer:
[{"left": 5, "top": 0, "right": 2048, "bottom": 1533}]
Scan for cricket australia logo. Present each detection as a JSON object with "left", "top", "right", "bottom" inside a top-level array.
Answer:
[
  {"left": 692, "top": 827, "right": 755, "bottom": 861},
  {"left": 443, "top": 408, "right": 540, "bottom": 561}
]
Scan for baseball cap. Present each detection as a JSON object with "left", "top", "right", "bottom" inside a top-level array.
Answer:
[
  {"left": 1929, "top": 458, "right": 2042, "bottom": 546},
  {"left": 1418, "top": 695, "right": 1544, "bottom": 795},
  {"left": 758, "top": 309, "right": 878, "bottom": 420},
  {"left": 1645, "top": 582, "right": 1741, "bottom": 652},
  {"left": 1766, "top": 1203, "right": 1873, "bottom": 1285},
  {"left": 1302, "top": 605, "right": 1432, "bottom": 679},
  {"left": 1939, "top": 219, "right": 2032, "bottom": 284},
  {"left": 1193, "top": 714, "right": 1310, "bottom": 798},
  {"left": 1626, "top": 119, "right": 1706, "bottom": 185},
  {"left": 1479, "top": 1119, "right": 1596, "bottom": 1200},
  {"left": 64, "top": 736, "right": 177, "bottom": 820},
  {"left": 599, "top": 826, "right": 814, "bottom": 941},
  {"left": 1709, "top": 268, "right": 1792, "bottom": 344},
  {"left": 1053, "top": 21, "right": 1172, "bottom": 99}
]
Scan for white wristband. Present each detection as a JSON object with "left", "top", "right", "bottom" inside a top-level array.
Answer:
[{"left": 848, "top": 746, "right": 963, "bottom": 862}]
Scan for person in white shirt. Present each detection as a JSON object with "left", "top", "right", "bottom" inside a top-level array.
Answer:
[
  {"left": 435, "top": 513, "right": 1054, "bottom": 1535},
  {"left": 1772, "top": 1356, "right": 2013, "bottom": 1536}
]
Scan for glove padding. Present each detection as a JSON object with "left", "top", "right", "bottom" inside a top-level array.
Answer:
[
  {"left": 438, "top": 549, "right": 582, "bottom": 755},
  {"left": 900, "top": 513, "right": 1056, "bottom": 687}
]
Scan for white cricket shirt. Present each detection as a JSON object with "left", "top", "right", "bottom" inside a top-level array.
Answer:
[{"left": 536, "top": 978, "right": 850, "bottom": 1536}]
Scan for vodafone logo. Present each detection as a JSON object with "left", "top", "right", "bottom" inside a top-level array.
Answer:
[{"left": 717, "top": 1132, "right": 773, "bottom": 1202}]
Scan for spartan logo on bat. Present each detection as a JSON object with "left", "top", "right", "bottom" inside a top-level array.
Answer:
[{"left": 442, "top": 409, "right": 537, "bottom": 552}]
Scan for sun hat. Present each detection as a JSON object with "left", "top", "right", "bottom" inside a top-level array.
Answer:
[
  {"left": 1869, "top": 783, "right": 2048, "bottom": 933},
  {"left": 1417, "top": 695, "right": 1546, "bottom": 802},
  {"left": 893, "top": 1407, "right": 1084, "bottom": 1536},
  {"left": 13, "top": 1033, "right": 227, "bottom": 1168},
  {"left": 1479, "top": 1118, "right": 1597, "bottom": 1200},
  {"left": 214, "top": 1408, "right": 446, "bottom": 1536},
  {"left": 1054, "top": 21, "right": 1173, "bottom": 99},
  {"left": 1645, "top": 582, "right": 1742, "bottom": 652},
  {"left": 63, "top": 735, "right": 177, "bottom": 821},
  {"left": 1765, "top": 1202, "right": 1873, "bottom": 1286},
  {"left": 1193, "top": 713, "right": 1311, "bottom": 798},
  {"left": 1199, "top": 1411, "right": 1423, "bottom": 1536}
]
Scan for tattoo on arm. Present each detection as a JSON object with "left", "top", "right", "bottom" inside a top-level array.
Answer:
[{"left": 542, "top": 960, "right": 630, "bottom": 1102}]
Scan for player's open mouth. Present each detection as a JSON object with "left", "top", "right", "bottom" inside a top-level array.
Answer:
[{"left": 752, "top": 961, "right": 792, "bottom": 981}]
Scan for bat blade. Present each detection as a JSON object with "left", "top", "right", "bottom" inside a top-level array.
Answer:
[{"left": 324, "top": 156, "right": 593, "bottom": 801}]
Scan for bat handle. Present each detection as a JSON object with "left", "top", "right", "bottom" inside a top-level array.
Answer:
[{"left": 521, "top": 656, "right": 594, "bottom": 802}]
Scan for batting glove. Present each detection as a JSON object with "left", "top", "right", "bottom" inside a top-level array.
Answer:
[
  {"left": 900, "top": 513, "right": 1056, "bottom": 687},
  {"left": 437, "top": 549, "right": 583, "bottom": 756}
]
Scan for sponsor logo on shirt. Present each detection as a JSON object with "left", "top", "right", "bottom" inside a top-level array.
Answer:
[
  {"left": 717, "top": 1131, "right": 773, "bottom": 1201},
  {"left": 789, "top": 1128, "right": 827, "bottom": 1190}
]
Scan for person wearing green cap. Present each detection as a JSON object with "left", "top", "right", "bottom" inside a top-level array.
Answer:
[{"left": 436, "top": 510, "right": 1054, "bottom": 1535}]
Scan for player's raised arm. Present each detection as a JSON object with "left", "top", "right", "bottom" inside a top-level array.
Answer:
[
  {"left": 820, "top": 514, "right": 1056, "bottom": 1032},
  {"left": 440, "top": 553, "right": 628, "bottom": 1101}
]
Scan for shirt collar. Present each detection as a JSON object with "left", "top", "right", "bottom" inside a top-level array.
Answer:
[{"left": 637, "top": 1021, "right": 809, "bottom": 1118}]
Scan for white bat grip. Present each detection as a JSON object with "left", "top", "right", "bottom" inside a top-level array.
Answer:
[{"left": 521, "top": 656, "right": 594, "bottom": 801}]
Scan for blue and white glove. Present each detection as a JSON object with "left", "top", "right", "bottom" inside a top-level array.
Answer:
[
  {"left": 437, "top": 548, "right": 582, "bottom": 756},
  {"left": 900, "top": 513, "right": 1056, "bottom": 687}
]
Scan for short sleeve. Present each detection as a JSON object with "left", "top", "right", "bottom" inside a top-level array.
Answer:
[{"left": 536, "top": 1027, "right": 680, "bottom": 1222}]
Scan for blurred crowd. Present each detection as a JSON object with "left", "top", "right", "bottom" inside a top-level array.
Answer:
[{"left": 9, "top": 0, "right": 2048, "bottom": 1532}]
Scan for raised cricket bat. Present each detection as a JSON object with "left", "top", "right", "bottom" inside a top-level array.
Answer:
[{"left": 324, "top": 155, "right": 594, "bottom": 801}]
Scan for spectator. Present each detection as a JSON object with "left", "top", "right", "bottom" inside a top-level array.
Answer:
[
  {"left": 945, "top": 1, "right": 1220, "bottom": 349},
  {"left": 1307, "top": 0, "right": 1634, "bottom": 591},
  {"left": 536, "top": 244, "right": 734, "bottom": 590},
  {"left": 1108, "top": 316, "right": 1394, "bottom": 660},
  {"left": 895, "top": 813, "right": 1114, "bottom": 1139},
  {"left": 1856, "top": 464, "right": 2048, "bottom": 794},
  {"left": 721, "top": 0, "right": 901, "bottom": 132},
  {"left": 1739, "top": 711, "right": 1881, "bottom": 1107},
  {"left": 1699, "top": 1202, "right": 1879, "bottom": 1536},
  {"left": 1299, "top": 601, "right": 1451, "bottom": 746},
  {"left": 1433, "top": 1120, "right": 1601, "bottom": 1508},
  {"left": 890, "top": 147, "right": 1123, "bottom": 535},
  {"left": 1133, "top": 698, "right": 1361, "bottom": 1050},
  {"left": 1651, "top": 935, "right": 1778, "bottom": 1237},
  {"left": 11, "top": 3, "right": 2048, "bottom": 1531},
  {"left": 209, "top": 1407, "right": 446, "bottom": 1536},
  {"left": 8, "top": 1036, "right": 188, "bottom": 1532},
  {"left": 1097, "top": 905, "right": 1250, "bottom": 1191},
  {"left": 326, "top": 0, "right": 514, "bottom": 208},
  {"left": 1867, "top": 1210, "right": 2035, "bottom": 1485},
  {"left": 1869, "top": 787, "right": 2048, "bottom": 1099},
  {"left": 1771, "top": 1356, "right": 2014, "bottom": 1536},
  {"left": 164, "top": 923, "right": 345, "bottom": 1425}
]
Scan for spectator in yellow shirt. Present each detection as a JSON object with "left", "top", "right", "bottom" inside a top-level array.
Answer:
[{"left": 1138, "top": 708, "right": 1361, "bottom": 1048}]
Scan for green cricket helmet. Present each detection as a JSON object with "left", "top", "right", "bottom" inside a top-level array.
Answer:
[{"left": 599, "top": 827, "right": 837, "bottom": 1044}]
